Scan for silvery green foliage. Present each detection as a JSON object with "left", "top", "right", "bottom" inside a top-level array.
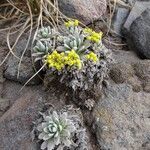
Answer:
[
  {"left": 63, "top": 27, "right": 90, "bottom": 54},
  {"left": 32, "top": 26, "right": 59, "bottom": 62},
  {"left": 32, "top": 40, "right": 52, "bottom": 61},
  {"left": 36, "top": 26, "right": 58, "bottom": 40},
  {"left": 35, "top": 107, "right": 89, "bottom": 150},
  {"left": 55, "top": 26, "right": 90, "bottom": 54},
  {"left": 33, "top": 40, "right": 51, "bottom": 53},
  {"left": 37, "top": 111, "right": 74, "bottom": 150}
]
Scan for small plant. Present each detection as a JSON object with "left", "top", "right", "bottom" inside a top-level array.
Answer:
[
  {"left": 33, "top": 20, "right": 112, "bottom": 108},
  {"left": 37, "top": 111, "right": 75, "bottom": 150},
  {"left": 34, "top": 107, "right": 89, "bottom": 150},
  {"left": 33, "top": 20, "right": 112, "bottom": 93}
]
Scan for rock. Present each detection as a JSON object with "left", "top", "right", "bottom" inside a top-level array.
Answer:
[
  {"left": 0, "top": 80, "right": 42, "bottom": 117},
  {"left": 0, "top": 46, "right": 6, "bottom": 96},
  {"left": 0, "top": 89, "right": 44, "bottom": 150},
  {"left": 127, "top": 76, "right": 142, "bottom": 92},
  {"left": 109, "top": 62, "right": 143, "bottom": 92},
  {"left": 143, "top": 80, "right": 150, "bottom": 92},
  {"left": 93, "top": 83, "right": 150, "bottom": 150},
  {"left": 128, "top": 0, "right": 136, "bottom": 6},
  {"left": 113, "top": 7, "right": 129, "bottom": 35},
  {"left": 0, "top": 98, "right": 10, "bottom": 117},
  {"left": 58, "top": 0, "right": 107, "bottom": 25},
  {"left": 123, "top": 1, "right": 150, "bottom": 32},
  {"left": 4, "top": 56, "right": 41, "bottom": 85},
  {"left": 110, "top": 63, "right": 134, "bottom": 84},
  {"left": 133, "top": 61, "right": 150, "bottom": 92},
  {"left": 110, "top": 50, "right": 150, "bottom": 92},
  {"left": 127, "top": 0, "right": 150, "bottom": 7},
  {"left": 112, "top": 49, "right": 140, "bottom": 64},
  {"left": 133, "top": 61, "right": 150, "bottom": 80},
  {"left": 129, "top": 9, "right": 150, "bottom": 59},
  {"left": 4, "top": 34, "right": 42, "bottom": 85},
  {"left": 0, "top": 98, "right": 9, "bottom": 112}
]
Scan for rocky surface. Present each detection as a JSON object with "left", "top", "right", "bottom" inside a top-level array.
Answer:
[
  {"left": 4, "top": 33, "right": 42, "bottom": 85},
  {"left": 110, "top": 50, "right": 150, "bottom": 92},
  {"left": 130, "top": 9, "right": 150, "bottom": 59},
  {"left": 58, "top": 0, "right": 107, "bottom": 25},
  {"left": 93, "top": 83, "right": 150, "bottom": 150},
  {"left": 0, "top": 89, "right": 44, "bottom": 150},
  {"left": 123, "top": 1, "right": 150, "bottom": 32},
  {"left": 113, "top": 7, "right": 129, "bottom": 35},
  {"left": 4, "top": 55, "right": 41, "bottom": 85}
]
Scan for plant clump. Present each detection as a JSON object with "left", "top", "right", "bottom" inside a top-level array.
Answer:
[
  {"left": 33, "top": 20, "right": 112, "bottom": 93},
  {"left": 33, "top": 107, "right": 89, "bottom": 150}
]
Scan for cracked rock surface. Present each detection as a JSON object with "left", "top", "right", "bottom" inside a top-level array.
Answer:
[{"left": 93, "top": 83, "right": 150, "bottom": 150}]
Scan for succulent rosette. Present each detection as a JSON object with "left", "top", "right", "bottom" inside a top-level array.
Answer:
[{"left": 37, "top": 111, "right": 76, "bottom": 150}]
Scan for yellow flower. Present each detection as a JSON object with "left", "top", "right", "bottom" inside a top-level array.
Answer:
[
  {"left": 65, "top": 50, "right": 82, "bottom": 69},
  {"left": 46, "top": 50, "right": 65, "bottom": 70},
  {"left": 84, "top": 27, "right": 103, "bottom": 43},
  {"left": 83, "top": 28, "right": 93, "bottom": 34},
  {"left": 86, "top": 52, "right": 98, "bottom": 62},
  {"left": 65, "top": 20, "right": 79, "bottom": 28},
  {"left": 86, "top": 36, "right": 92, "bottom": 40},
  {"left": 74, "top": 20, "right": 79, "bottom": 26},
  {"left": 46, "top": 50, "right": 82, "bottom": 70}
]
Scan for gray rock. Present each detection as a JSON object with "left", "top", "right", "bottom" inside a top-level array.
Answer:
[
  {"left": 58, "top": 0, "right": 107, "bottom": 25},
  {"left": 133, "top": 60, "right": 150, "bottom": 92},
  {"left": 0, "top": 98, "right": 10, "bottom": 117},
  {"left": 143, "top": 80, "right": 150, "bottom": 92},
  {"left": 0, "top": 90, "right": 46, "bottom": 150},
  {"left": 127, "top": 0, "right": 150, "bottom": 6},
  {"left": 112, "top": 49, "right": 140, "bottom": 64},
  {"left": 129, "top": 9, "right": 150, "bottom": 59},
  {"left": 4, "top": 56, "right": 41, "bottom": 85},
  {"left": 128, "top": 0, "right": 136, "bottom": 6},
  {"left": 113, "top": 7, "right": 129, "bottom": 35},
  {"left": 93, "top": 83, "right": 150, "bottom": 150},
  {"left": 127, "top": 76, "right": 142, "bottom": 92},
  {"left": 123, "top": 1, "right": 150, "bottom": 32},
  {"left": 109, "top": 61, "right": 143, "bottom": 92},
  {"left": 111, "top": 50, "right": 150, "bottom": 92},
  {"left": 110, "top": 63, "right": 134, "bottom": 84},
  {"left": 133, "top": 61, "right": 150, "bottom": 80},
  {"left": 4, "top": 35, "right": 42, "bottom": 85}
]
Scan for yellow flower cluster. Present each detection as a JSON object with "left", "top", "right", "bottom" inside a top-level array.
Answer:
[
  {"left": 65, "top": 50, "right": 82, "bottom": 69},
  {"left": 46, "top": 50, "right": 82, "bottom": 70},
  {"left": 46, "top": 50, "right": 65, "bottom": 70},
  {"left": 86, "top": 52, "right": 98, "bottom": 62},
  {"left": 84, "top": 28, "right": 103, "bottom": 43},
  {"left": 65, "top": 20, "right": 79, "bottom": 28},
  {"left": 83, "top": 28, "right": 93, "bottom": 34}
]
